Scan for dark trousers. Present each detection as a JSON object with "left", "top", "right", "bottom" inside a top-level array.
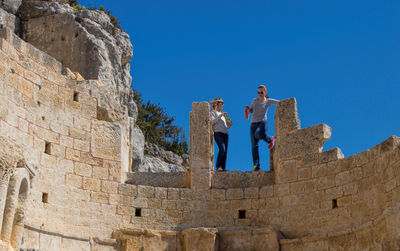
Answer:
[
  {"left": 250, "top": 121, "right": 272, "bottom": 166},
  {"left": 214, "top": 132, "right": 228, "bottom": 170}
]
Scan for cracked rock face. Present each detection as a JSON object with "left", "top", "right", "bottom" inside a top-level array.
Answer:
[{"left": 0, "top": 1, "right": 188, "bottom": 173}]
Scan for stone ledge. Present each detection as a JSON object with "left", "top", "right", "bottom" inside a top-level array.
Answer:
[
  {"left": 126, "top": 172, "right": 190, "bottom": 188},
  {"left": 212, "top": 171, "right": 274, "bottom": 189},
  {"left": 24, "top": 224, "right": 118, "bottom": 246}
]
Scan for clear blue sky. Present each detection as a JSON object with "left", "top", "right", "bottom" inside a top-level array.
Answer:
[{"left": 79, "top": 0, "right": 400, "bottom": 171}]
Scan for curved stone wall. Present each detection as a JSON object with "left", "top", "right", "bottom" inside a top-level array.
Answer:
[{"left": 1, "top": 26, "right": 400, "bottom": 250}]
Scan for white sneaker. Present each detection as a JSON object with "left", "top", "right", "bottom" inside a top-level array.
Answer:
[{"left": 216, "top": 167, "right": 223, "bottom": 172}]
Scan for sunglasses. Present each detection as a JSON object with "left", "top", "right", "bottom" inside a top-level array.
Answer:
[
  {"left": 258, "top": 92, "right": 264, "bottom": 94},
  {"left": 218, "top": 102, "right": 224, "bottom": 104}
]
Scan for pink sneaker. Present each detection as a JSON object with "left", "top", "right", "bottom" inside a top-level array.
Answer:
[{"left": 268, "top": 136, "right": 275, "bottom": 149}]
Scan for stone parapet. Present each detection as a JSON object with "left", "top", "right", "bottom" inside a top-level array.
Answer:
[
  {"left": 126, "top": 172, "right": 190, "bottom": 188},
  {"left": 212, "top": 171, "right": 274, "bottom": 189}
]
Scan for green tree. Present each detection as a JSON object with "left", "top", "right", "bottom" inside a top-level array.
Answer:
[{"left": 132, "top": 90, "right": 189, "bottom": 156}]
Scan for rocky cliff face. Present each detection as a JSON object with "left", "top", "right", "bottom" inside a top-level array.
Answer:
[{"left": 0, "top": 0, "right": 186, "bottom": 172}]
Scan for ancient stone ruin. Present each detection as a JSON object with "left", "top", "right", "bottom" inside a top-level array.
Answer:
[{"left": 1, "top": 1, "right": 400, "bottom": 251}]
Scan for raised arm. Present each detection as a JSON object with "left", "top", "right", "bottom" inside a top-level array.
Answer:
[{"left": 268, "top": 98, "right": 280, "bottom": 105}]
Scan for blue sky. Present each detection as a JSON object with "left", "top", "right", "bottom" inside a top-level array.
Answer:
[{"left": 79, "top": 0, "right": 400, "bottom": 171}]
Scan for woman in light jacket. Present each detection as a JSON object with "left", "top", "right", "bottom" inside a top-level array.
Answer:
[
  {"left": 210, "top": 98, "right": 232, "bottom": 171},
  {"left": 245, "top": 85, "right": 279, "bottom": 171}
]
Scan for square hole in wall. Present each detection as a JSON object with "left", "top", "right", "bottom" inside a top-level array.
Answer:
[
  {"left": 238, "top": 210, "right": 246, "bottom": 219},
  {"left": 42, "top": 193, "right": 48, "bottom": 203},
  {"left": 135, "top": 208, "right": 142, "bottom": 217},
  {"left": 73, "top": 91, "right": 79, "bottom": 102},
  {"left": 332, "top": 199, "right": 338, "bottom": 209},
  {"left": 44, "top": 141, "right": 51, "bottom": 154}
]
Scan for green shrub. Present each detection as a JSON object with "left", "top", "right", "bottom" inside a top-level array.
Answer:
[{"left": 132, "top": 90, "right": 189, "bottom": 156}]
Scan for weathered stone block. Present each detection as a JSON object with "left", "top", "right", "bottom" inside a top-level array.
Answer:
[
  {"left": 276, "top": 160, "right": 298, "bottom": 183},
  {"left": 93, "top": 166, "right": 109, "bottom": 180},
  {"left": 138, "top": 185, "right": 155, "bottom": 198},
  {"left": 259, "top": 185, "right": 274, "bottom": 198},
  {"left": 101, "top": 180, "right": 118, "bottom": 194},
  {"left": 66, "top": 174, "right": 82, "bottom": 188},
  {"left": 274, "top": 184, "right": 290, "bottom": 196},
  {"left": 317, "top": 175, "right": 336, "bottom": 190},
  {"left": 226, "top": 188, "right": 244, "bottom": 200},
  {"left": 320, "top": 148, "right": 344, "bottom": 163},
  {"left": 75, "top": 162, "right": 92, "bottom": 177},
  {"left": 181, "top": 228, "right": 217, "bottom": 251},
  {"left": 91, "top": 121, "right": 121, "bottom": 161},
  {"left": 168, "top": 188, "right": 180, "bottom": 200},
  {"left": 83, "top": 177, "right": 100, "bottom": 191},
  {"left": 335, "top": 171, "right": 351, "bottom": 186},
  {"left": 275, "top": 98, "right": 300, "bottom": 137},
  {"left": 244, "top": 187, "right": 259, "bottom": 199}
]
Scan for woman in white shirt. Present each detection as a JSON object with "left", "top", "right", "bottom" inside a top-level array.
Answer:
[{"left": 210, "top": 98, "right": 232, "bottom": 171}]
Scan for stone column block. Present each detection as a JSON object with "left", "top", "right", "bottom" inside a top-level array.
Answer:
[
  {"left": 190, "top": 102, "right": 212, "bottom": 190},
  {"left": 275, "top": 98, "right": 300, "bottom": 137}
]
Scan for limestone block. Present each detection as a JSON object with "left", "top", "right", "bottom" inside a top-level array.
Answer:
[
  {"left": 101, "top": 181, "right": 118, "bottom": 194},
  {"left": 189, "top": 102, "right": 212, "bottom": 170},
  {"left": 275, "top": 98, "right": 300, "bottom": 137},
  {"left": 21, "top": 228, "right": 39, "bottom": 250},
  {"left": 74, "top": 117, "right": 91, "bottom": 132},
  {"left": 105, "top": 160, "right": 122, "bottom": 182},
  {"left": 62, "top": 238, "right": 90, "bottom": 251},
  {"left": 298, "top": 167, "right": 312, "bottom": 180},
  {"left": 74, "top": 139, "right": 90, "bottom": 152},
  {"left": 181, "top": 228, "right": 217, "bottom": 251},
  {"left": 291, "top": 179, "right": 317, "bottom": 194},
  {"left": 138, "top": 185, "right": 155, "bottom": 198},
  {"left": 39, "top": 233, "right": 62, "bottom": 251},
  {"left": 219, "top": 227, "right": 280, "bottom": 251},
  {"left": 91, "top": 121, "right": 121, "bottom": 161},
  {"left": 226, "top": 188, "right": 244, "bottom": 200},
  {"left": 191, "top": 168, "right": 211, "bottom": 191},
  {"left": 93, "top": 166, "right": 109, "bottom": 180},
  {"left": 65, "top": 148, "right": 81, "bottom": 161},
  {"left": 83, "top": 177, "right": 100, "bottom": 191},
  {"left": 317, "top": 175, "right": 336, "bottom": 190},
  {"left": 276, "top": 123, "right": 331, "bottom": 160},
  {"left": 211, "top": 189, "right": 225, "bottom": 200},
  {"left": 168, "top": 188, "right": 180, "bottom": 200},
  {"left": 336, "top": 171, "right": 352, "bottom": 186},
  {"left": 320, "top": 148, "right": 344, "bottom": 163},
  {"left": 75, "top": 162, "right": 92, "bottom": 177},
  {"left": 155, "top": 187, "right": 167, "bottom": 199},
  {"left": 230, "top": 199, "right": 252, "bottom": 210},
  {"left": 29, "top": 124, "right": 60, "bottom": 143},
  {"left": 275, "top": 159, "right": 298, "bottom": 184},
  {"left": 274, "top": 183, "right": 290, "bottom": 196},
  {"left": 142, "top": 230, "right": 178, "bottom": 251},
  {"left": 259, "top": 185, "right": 274, "bottom": 198},
  {"left": 211, "top": 171, "right": 274, "bottom": 189},
  {"left": 90, "top": 192, "right": 109, "bottom": 204}
]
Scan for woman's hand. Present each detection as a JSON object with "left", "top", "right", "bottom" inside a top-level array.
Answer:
[{"left": 227, "top": 119, "right": 233, "bottom": 128}]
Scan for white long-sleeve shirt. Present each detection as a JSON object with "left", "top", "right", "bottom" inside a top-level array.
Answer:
[{"left": 210, "top": 110, "right": 228, "bottom": 134}]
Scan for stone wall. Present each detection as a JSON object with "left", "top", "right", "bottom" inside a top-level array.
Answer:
[{"left": 1, "top": 24, "right": 400, "bottom": 250}]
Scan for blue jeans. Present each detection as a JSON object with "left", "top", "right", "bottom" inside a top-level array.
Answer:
[
  {"left": 214, "top": 132, "right": 228, "bottom": 170},
  {"left": 250, "top": 121, "right": 272, "bottom": 166}
]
